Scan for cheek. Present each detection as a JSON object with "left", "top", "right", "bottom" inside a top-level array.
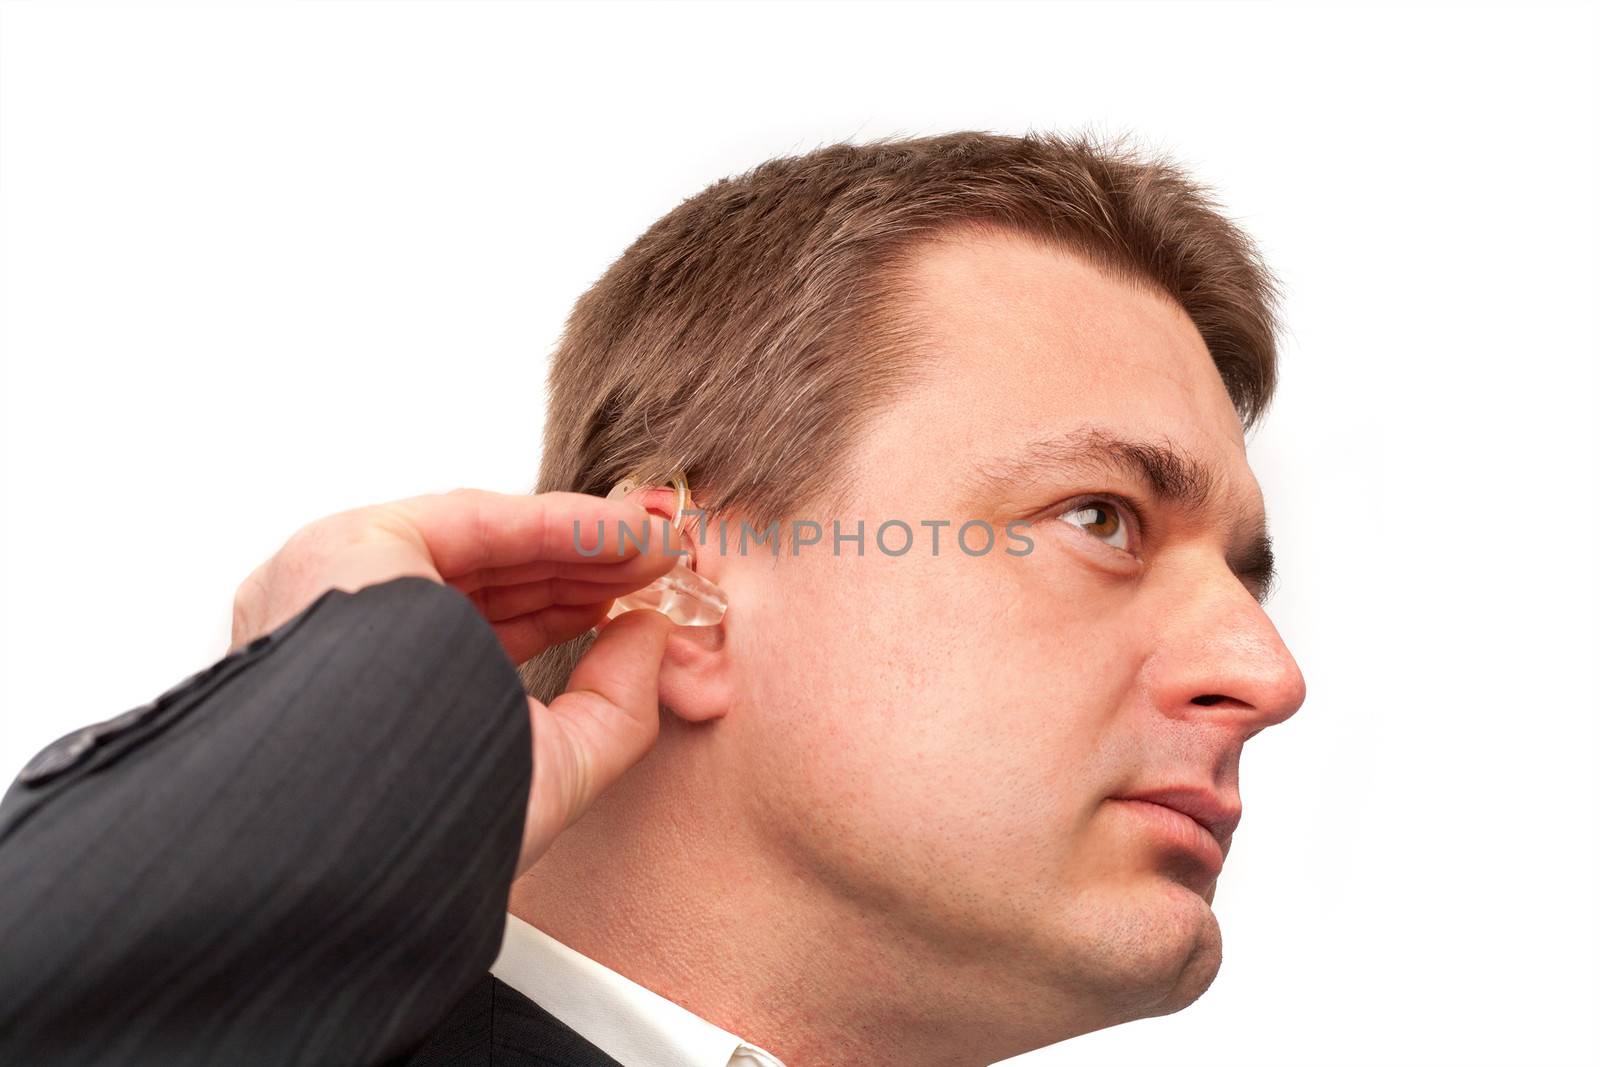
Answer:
[{"left": 725, "top": 544, "right": 1133, "bottom": 902}]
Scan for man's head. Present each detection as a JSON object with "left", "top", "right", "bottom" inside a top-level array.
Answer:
[{"left": 519, "top": 132, "right": 1306, "bottom": 1058}]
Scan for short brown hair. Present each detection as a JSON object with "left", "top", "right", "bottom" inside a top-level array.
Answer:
[{"left": 520, "top": 130, "right": 1283, "bottom": 700}]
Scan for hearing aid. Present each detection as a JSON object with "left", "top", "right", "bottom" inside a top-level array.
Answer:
[{"left": 603, "top": 471, "right": 728, "bottom": 626}]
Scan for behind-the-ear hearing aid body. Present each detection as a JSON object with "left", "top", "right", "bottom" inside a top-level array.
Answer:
[{"left": 604, "top": 472, "right": 728, "bottom": 626}]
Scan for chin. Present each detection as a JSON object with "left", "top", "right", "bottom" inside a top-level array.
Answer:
[
  {"left": 1056, "top": 877, "right": 1226, "bottom": 1025},
  {"left": 1145, "top": 908, "right": 1223, "bottom": 1017}
]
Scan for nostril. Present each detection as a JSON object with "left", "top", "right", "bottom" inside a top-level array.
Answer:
[{"left": 1192, "top": 694, "right": 1227, "bottom": 706}]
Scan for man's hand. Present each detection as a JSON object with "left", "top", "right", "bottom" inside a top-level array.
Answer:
[{"left": 230, "top": 488, "right": 681, "bottom": 875}]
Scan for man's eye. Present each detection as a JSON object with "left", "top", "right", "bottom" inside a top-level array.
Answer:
[{"left": 1057, "top": 499, "right": 1133, "bottom": 551}]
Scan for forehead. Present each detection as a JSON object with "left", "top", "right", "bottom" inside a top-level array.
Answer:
[{"left": 855, "top": 226, "right": 1262, "bottom": 511}]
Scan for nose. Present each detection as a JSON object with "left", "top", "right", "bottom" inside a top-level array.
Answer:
[{"left": 1145, "top": 570, "right": 1308, "bottom": 735}]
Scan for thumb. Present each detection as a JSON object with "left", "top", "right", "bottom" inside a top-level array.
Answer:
[{"left": 519, "top": 608, "right": 673, "bottom": 872}]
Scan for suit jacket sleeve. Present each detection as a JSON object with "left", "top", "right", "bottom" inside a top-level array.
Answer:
[{"left": 0, "top": 576, "right": 532, "bottom": 1067}]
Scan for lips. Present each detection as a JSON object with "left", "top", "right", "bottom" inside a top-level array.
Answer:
[{"left": 1114, "top": 786, "right": 1242, "bottom": 849}]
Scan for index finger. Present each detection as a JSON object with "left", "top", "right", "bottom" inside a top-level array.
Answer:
[{"left": 385, "top": 489, "right": 685, "bottom": 581}]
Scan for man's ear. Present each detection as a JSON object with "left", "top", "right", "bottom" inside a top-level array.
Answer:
[
  {"left": 658, "top": 613, "right": 733, "bottom": 723},
  {"left": 627, "top": 485, "right": 733, "bottom": 724}
]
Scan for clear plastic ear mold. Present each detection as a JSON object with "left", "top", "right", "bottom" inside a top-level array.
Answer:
[{"left": 603, "top": 472, "right": 728, "bottom": 626}]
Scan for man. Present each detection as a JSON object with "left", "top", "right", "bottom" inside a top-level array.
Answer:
[{"left": 0, "top": 130, "right": 1306, "bottom": 1066}]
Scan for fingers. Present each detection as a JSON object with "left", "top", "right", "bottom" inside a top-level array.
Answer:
[
  {"left": 560, "top": 605, "right": 672, "bottom": 706},
  {"left": 463, "top": 577, "right": 647, "bottom": 623},
  {"left": 390, "top": 489, "right": 686, "bottom": 664},
  {"left": 491, "top": 602, "right": 613, "bottom": 665},
  {"left": 449, "top": 555, "right": 680, "bottom": 596},
  {"left": 387, "top": 489, "right": 685, "bottom": 584},
  {"left": 515, "top": 607, "right": 675, "bottom": 872},
  {"left": 543, "top": 609, "right": 674, "bottom": 787}
]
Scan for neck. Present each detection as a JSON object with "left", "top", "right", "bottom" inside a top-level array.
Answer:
[{"left": 506, "top": 717, "right": 1064, "bottom": 1067}]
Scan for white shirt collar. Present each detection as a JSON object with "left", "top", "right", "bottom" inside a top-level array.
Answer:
[{"left": 490, "top": 912, "right": 788, "bottom": 1067}]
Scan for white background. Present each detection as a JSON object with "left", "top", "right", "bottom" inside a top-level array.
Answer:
[{"left": 2, "top": 3, "right": 1596, "bottom": 1064}]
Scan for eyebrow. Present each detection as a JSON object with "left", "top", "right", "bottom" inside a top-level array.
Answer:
[{"left": 967, "top": 426, "right": 1278, "bottom": 603}]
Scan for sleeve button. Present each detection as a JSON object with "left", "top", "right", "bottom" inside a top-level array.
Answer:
[{"left": 18, "top": 727, "right": 98, "bottom": 786}]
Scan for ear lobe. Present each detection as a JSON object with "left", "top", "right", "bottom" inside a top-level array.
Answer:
[{"left": 659, "top": 622, "right": 733, "bottom": 723}]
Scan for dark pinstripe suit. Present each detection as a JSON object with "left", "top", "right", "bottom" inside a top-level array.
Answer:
[{"left": 0, "top": 577, "right": 623, "bottom": 1066}]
